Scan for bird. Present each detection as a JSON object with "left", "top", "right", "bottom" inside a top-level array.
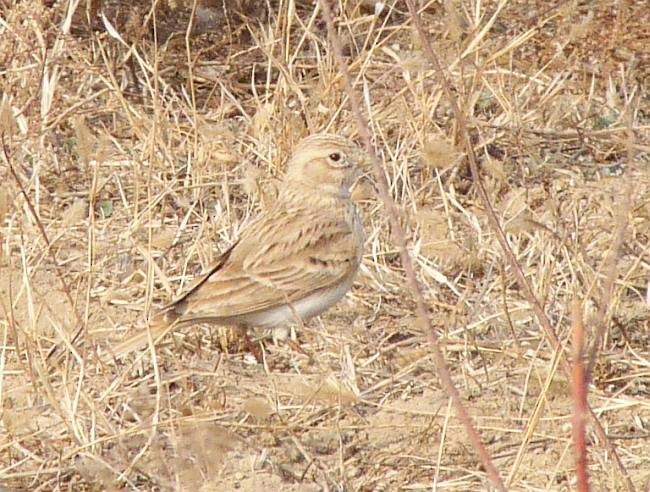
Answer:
[{"left": 111, "top": 133, "right": 366, "bottom": 359}]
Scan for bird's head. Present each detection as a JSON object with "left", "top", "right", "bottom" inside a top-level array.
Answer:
[{"left": 283, "top": 133, "right": 365, "bottom": 198}]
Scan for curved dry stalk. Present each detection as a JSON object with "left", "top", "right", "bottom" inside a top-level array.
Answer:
[
  {"left": 402, "top": 1, "right": 633, "bottom": 490},
  {"left": 318, "top": 1, "right": 506, "bottom": 490}
]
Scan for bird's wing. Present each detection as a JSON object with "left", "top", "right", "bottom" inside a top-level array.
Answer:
[{"left": 167, "top": 205, "right": 359, "bottom": 323}]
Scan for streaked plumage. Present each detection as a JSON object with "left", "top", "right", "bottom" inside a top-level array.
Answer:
[{"left": 112, "top": 134, "right": 365, "bottom": 357}]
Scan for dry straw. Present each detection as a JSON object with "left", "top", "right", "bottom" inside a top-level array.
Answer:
[
  {"left": 0, "top": 0, "right": 649, "bottom": 490},
  {"left": 320, "top": 0, "right": 504, "bottom": 489}
]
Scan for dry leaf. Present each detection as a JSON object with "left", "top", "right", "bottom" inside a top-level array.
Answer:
[
  {"left": 196, "top": 120, "right": 238, "bottom": 163},
  {"left": 100, "top": 287, "right": 131, "bottom": 306},
  {"left": 63, "top": 199, "right": 88, "bottom": 227},
  {"left": 150, "top": 228, "right": 175, "bottom": 250},
  {"left": 241, "top": 163, "right": 262, "bottom": 199},
  {"left": 444, "top": 0, "right": 465, "bottom": 42},
  {"left": 416, "top": 206, "right": 462, "bottom": 259},
  {"left": 251, "top": 103, "right": 274, "bottom": 139},
  {"left": 73, "top": 116, "right": 94, "bottom": 167},
  {"left": 421, "top": 137, "right": 458, "bottom": 170},
  {"left": 241, "top": 397, "right": 274, "bottom": 420},
  {"left": 293, "top": 375, "right": 359, "bottom": 405},
  {"left": 483, "top": 159, "right": 506, "bottom": 183},
  {"left": 499, "top": 188, "right": 528, "bottom": 218}
]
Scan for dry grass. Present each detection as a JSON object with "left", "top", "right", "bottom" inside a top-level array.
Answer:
[{"left": 1, "top": 0, "right": 649, "bottom": 490}]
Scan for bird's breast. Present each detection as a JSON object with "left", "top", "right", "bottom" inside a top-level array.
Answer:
[{"left": 238, "top": 277, "right": 355, "bottom": 328}]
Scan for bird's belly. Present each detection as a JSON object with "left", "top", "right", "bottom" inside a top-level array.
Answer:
[{"left": 239, "top": 278, "right": 354, "bottom": 328}]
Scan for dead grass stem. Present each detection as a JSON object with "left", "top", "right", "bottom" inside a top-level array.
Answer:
[{"left": 0, "top": 0, "right": 649, "bottom": 490}]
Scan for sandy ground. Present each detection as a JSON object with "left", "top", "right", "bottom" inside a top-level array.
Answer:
[{"left": 1, "top": 1, "right": 649, "bottom": 490}]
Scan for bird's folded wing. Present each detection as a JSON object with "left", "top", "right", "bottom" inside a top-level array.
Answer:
[{"left": 175, "top": 214, "right": 358, "bottom": 320}]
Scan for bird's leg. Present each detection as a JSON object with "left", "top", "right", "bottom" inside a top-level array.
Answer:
[
  {"left": 242, "top": 329, "right": 263, "bottom": 363},
  {"left": 284, "top": 303, "right": 311, "bottom": 357}
]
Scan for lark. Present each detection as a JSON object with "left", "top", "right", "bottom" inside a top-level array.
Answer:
[{"left": 112, "top": 133, "right": 365, "bottom": 358}]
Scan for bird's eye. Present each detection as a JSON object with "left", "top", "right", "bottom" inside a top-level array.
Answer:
[{"left": 329, "top": 152, "right": 342, "bottom": 162}]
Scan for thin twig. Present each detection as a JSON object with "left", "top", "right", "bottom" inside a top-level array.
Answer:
[
  {"left": 585, "top": 99, "right": 636, "bottom": 382},
  {"left": 1, "top": 133, "right": 85, "bottom": 359},
  {"left": 571, "top": 298, "right": 590, "bottom": 492},
  {"left": 402, "top": 1, "right": 633, "bottom": 489},
  {"left": 318, "top": 1, "right": 506, "bottom": 490}
]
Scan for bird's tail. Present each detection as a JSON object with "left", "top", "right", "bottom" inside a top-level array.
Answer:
[{"left": 108, "top": 310, "right": 179, "bottom": 359}]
